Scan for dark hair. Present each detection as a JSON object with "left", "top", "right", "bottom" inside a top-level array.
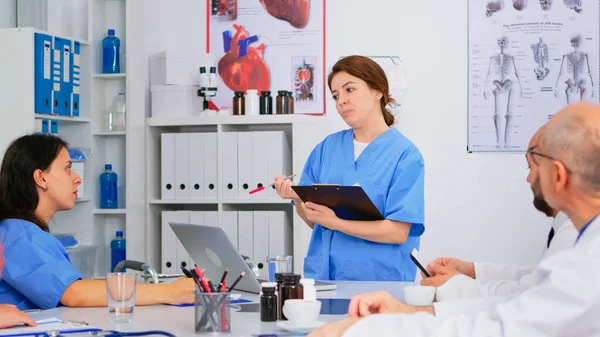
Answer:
[
  {"left": 327, "top": 55, "right": 396, "bottom": 126},
  {"left": 0, "top": 133, "right": 68, "bottom": 232}
]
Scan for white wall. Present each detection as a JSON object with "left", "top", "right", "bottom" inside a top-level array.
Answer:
[
  {"left": 140, "top": 0, "right": 552, "bottom": 268},
  {"left": 0, "top": 0, "right": 15, "bottom": 28}
]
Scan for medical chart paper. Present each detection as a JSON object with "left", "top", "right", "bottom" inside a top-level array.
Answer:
[{"left": 467, "top": 0, "right": 600, "bottom": 152}]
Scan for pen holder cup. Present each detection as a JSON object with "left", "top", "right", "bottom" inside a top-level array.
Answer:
[{"left": 194, "top": 292, "right": 232, "bottom": 334}]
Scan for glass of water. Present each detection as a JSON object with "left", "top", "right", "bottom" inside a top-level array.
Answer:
[
  {"left": 106, "top": 272, "right": 137, "bottom": 323},
  {"left": 267, "top": 255, "right": 293, "bottom": 282}
]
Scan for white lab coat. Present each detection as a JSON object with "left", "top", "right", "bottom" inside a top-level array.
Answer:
[
  {"left": 436, "top": 212, "right": 577, "bottom": 301},
  {"left": 342, "top": 217, "right": 600, "bottom": 337}
]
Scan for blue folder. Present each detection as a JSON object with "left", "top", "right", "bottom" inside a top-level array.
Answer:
[
  {"left": 60, "top": 38, "right": 72, "bottom": 116},
  {"left": 70, "top": 41, "right": 80, "bottom": 116},
  {"left": 34, "top": 33, "right": 52, "bottom": 115},
  {"left": 51, "top": 36, "right": 62, "bottom": 115}
]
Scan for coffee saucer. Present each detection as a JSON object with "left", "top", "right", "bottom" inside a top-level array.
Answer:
[{"left": 276, "top": 320, "right": 325, "bottom": 333}]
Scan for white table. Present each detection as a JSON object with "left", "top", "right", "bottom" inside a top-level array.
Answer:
[{"left": 33, "top": 281, "right": 415, "bottom": 336}]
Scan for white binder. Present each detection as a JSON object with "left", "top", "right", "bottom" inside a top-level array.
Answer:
[
  {"left": 189, "top": 133, "right": 205, "bottom": 199},
  {"left": 269, "top": 210, "right": 292, "bottom": 256},
  {"left": 204, "top": 132, "right": 218, "bottom": 200},
  {"left": 222, "top": 211, "right": 239, "bottom": 249},
  {"left": 222, "top": 132, "right": 238, "bottom": 199},
  {"left": 172, "top": 211, "right": 191, "bottom": 270},
  {"left": 237, "top": 211, "right": 254, "bottom": 260},
  {"left": 252, "top": 132, "right": 269, "bottom": 200},
  {"left": 237, "top": 132, "right": 254, "bottom": 199},
  {"left": 175, "top": 133, "right": 190, "bottom": 200},
  {"left": 161, "top": 133, "right": 176, "bottom": 200},
  {"left": 161, "top": 211, "right": 178, "bottom": 274},
  {"left": 266, "top": 131, "right": 291, "bottom": 200},
  {"left": 253, "top": 211, "right": 270, "bottom": 271}
]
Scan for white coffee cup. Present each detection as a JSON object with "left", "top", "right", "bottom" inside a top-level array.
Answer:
[
  {"left": 282, "top": 299, "right": 322, "bottom": 326},
  {"left": 403, "top": 286, "right": 436, "bottom": 306}
]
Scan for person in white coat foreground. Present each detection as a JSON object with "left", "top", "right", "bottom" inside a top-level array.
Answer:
[
  {"left": 420, "top": 126, "right": 578, "bottom": 302},
  {"left": 307, "top": 101, "right": 600, "bottom": 337}
]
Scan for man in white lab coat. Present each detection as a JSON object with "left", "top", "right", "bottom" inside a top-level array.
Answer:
[
  {"left": 307, "top": 101, "right": 600, "bottom": 337},
  {"left": 420, "top": 126, "right": 578, "bottom": 301}
]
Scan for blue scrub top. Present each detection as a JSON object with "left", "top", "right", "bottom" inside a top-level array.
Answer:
[
  {"left": 0, "top": 219, "right": 82, "bottom": 310},
  {"left": 300, "top": 128, "right": 425, "bottom": 281}
]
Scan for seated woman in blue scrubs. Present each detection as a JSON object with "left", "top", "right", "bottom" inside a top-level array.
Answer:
[
  {"left": 0, "top": 133, "right": 197, "bottom": 310},
  {"left": 275, "top": 55, "right": 425, "bottom": 281}
]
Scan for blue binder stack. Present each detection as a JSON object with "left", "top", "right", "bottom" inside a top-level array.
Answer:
[
  {"left": 60, "top": 38, "right": 72, "bottom": 116},
  {"left": 34, "top": 33, "right": 52, "bottom": 115}
]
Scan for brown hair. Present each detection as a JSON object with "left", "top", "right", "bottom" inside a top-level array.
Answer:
[{"left": 327, "top": 55, "right": 396, "bottom": 126}]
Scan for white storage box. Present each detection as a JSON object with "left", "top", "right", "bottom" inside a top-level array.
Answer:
[
  {"left": 150, "top": 51, "right": 205, "bottom": 86},
  {"left": 151, "top": 85, "right": 203, "bottom": 118},
  {"left": 66, "top": 245, "right": 99, "bottom": 279}
]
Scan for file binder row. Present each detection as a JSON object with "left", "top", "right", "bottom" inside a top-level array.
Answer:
[
  {"left": 223, "top": 131, "right": 291, "bottom": 200},
  {"left": 161, "top": 133, "right": 218, "bottom": 200},
  {"left": 160, "top": 131, "right": 291, "bottom": 200},
  {"left": 34, "top": 33, "right": 81, "bottom": 117},
  {"left": 161, "top": 211, "right": 292, "bottom": 274}
]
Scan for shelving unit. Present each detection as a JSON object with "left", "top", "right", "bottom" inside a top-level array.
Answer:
[
  {"left": 88, "top": 0, "right": 128, "bottom": 275},
  {"left": 145, "top": 115, "right": 328, "bottom": 274}
]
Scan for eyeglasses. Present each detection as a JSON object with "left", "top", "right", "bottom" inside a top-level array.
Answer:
[{"left": 527, "top": 149, "right": 573, "bottom": 174}]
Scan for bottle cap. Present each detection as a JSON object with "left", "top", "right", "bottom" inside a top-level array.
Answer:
[
  {"left": 199, "top": 66, "right": 206, "bottom": 74},
  {"left": 116, "top": 230, "right": 123, "bottom": 237},
  {"left": 278, "top": 90, "right": 288, "bottom": 95},
  {"left": 108, "top": 29, "right": 115, "bottom": 35},
  {"left": 210, "top": 66, "right": 216, "bottom": 73},
  {"left": 300, "top": 278, "right": 315, "bottom": 285},
  {"left": 261, "top": 91, "right": 271, "bottom": 96},
  {"left": 275, "top": 273, "right": 284, "bottom": 283},
  {"left": 234, "top": 91, "right": 245, "bottom": 97},
  {"left": 282, "top": 273, "right": 301, "bottom": 283},
  {"left": 105, "top": 164, "right": 112, "bottom": 170},
  {"left": 287, "top": 91, "right": 294, "bottom": 97},
  {"left": 261, "top": 282, "right": 277, "bottom": 290}
]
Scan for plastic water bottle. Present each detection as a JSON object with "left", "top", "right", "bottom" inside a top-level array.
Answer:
[
  {"left": 100, "top": 164, "right": 118, "bottom": 209},
  {"left": 110, "top": 231, "right": 126, "bottom": 272},
  {"left": 102, "top": 29, "right": 120, "bottom": 74}
]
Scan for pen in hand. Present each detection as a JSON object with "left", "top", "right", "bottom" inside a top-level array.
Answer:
[{"left": 249, "top": 174, "right": 296, "bottom": 194}]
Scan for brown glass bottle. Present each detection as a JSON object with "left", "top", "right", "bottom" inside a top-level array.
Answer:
[
  {"left": 287, "top": 91, "right": 295, "bottom": 114},
  {"left": 259, "top": 91, "right": 273, "bottom": 115},
  {"left": 233, "top": 91, "right": 245, "bottom": 115},
  {"left": 279, "top": 273, "right": 303, "bottom": 320},
  {"left": 276, "top": 90, "right": 288, "bottom": 115}
]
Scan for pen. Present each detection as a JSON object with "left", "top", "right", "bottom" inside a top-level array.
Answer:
[
  {"left": 218, "top": 269, "right": 228, "bottom": 291},
  {"left": 195, "top": 266, "right": 212, "bottom": 293},
  {"left": 249, "top": 174, "right": 296, "bottom": 194}
]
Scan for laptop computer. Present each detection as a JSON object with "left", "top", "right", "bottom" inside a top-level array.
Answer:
[{"left": 169, "top": 222, "right": 336, "bottom": 294}]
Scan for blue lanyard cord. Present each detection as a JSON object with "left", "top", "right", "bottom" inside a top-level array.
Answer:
[{"left": 53, "top": 331, "right": 176, "bottom": 337}]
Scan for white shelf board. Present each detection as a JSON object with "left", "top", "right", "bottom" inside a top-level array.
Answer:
[
  {"left": 34, "top": 115, "right": 91, "bottom": 123},
  {"left": 10, "top": 28, "right": 91, "bottom": 45},
  {"left": 93, "top": 131, "right": 126, "bottom": 136},
  {"left": 75, "top": 197, "right": 91, "bottom": 202},
  {"left": 221, "top": 199, "right": 293, "bottom": 205},
  {"left": 147, "top": 114, "right": 323, "bottom": 127},
  {"left": 93, "top": 208, "right": 126, "bottom": 214},
  {"left": 92, "top": 73, "right": 127, "bottom": 80},
  {"left": 149, "top": 199, "right": 291, "bottom": 205},
  {"left": 149, "top": 199, "right": 218, "bottom": 205}
]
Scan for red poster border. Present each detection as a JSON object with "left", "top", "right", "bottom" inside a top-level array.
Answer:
[{"left": 206, "top": 0, "right": 327, "bottom": 116}]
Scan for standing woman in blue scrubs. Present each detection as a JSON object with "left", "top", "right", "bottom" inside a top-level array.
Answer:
[
  {"left": 275, "top": 55, "right": 425, "bottom": 281},
  {"left": 0, "top": 133, "right": 196, "bottom": 310}
]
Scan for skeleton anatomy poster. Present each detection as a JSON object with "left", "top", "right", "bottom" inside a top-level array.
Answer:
[
  {"left": 207, "top": 0, "right": 326, "bottom": 114},
  {"left": 468, "top": 0, "right": 599, "bottom": 152}
]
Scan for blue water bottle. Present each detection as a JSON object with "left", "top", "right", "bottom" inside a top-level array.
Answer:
[
  {"left": 100, "top": 164, "right": 118, "bottom": 209},
  {"left": 111, "top": 231, "right": 126, "bottom": 272},
  {"left": 102, "top": 29, "right": 120, "bottom": 74}
]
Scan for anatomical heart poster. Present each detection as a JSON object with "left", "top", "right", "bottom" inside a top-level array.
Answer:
[
  {"left": 467, "top": 0, "right": 600, "bottom": 152},
  {"left": 208, "top": 0, "right": 326, "bottom": 114}
]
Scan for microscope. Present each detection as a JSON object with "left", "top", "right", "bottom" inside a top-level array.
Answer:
[{"left": 197, "top": 64, "right": 218, "bottom": 114}]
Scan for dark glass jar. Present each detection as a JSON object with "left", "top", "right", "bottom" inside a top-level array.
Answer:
[
  {"left": 259, "top": 91, "right": 273, "bottom": 115},
  {"left": 275, "top": 272, "right": 284, "bottom": 319},
  {"left": 287, "top": 91, "right": 295, "bottom": 114},
  {"left": 276, "top": 90, "right": 289, "bottom": 115},
  {"left": 260, "top": 283, "right": 278, "bottom": 322},
  {"left": 233, "top": 91, "right": 245, "bottom": 115},
  {"left": 279, "top": 273, "right": 303, "bottom": 320}
]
